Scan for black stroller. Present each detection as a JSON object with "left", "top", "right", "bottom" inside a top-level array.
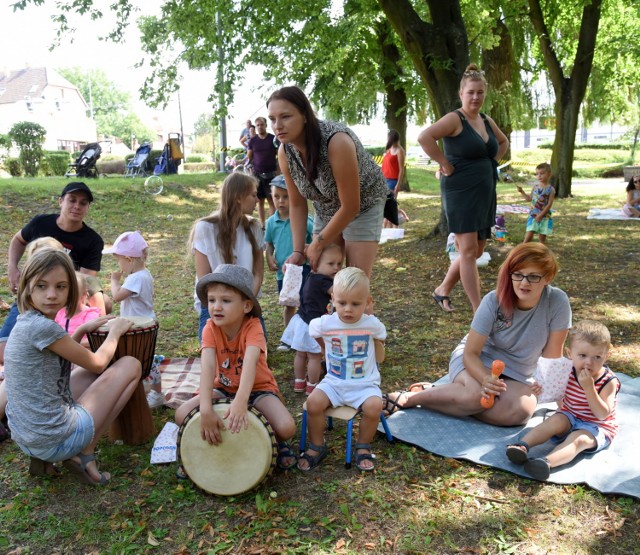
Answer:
[
  {"left": 65, "top": 142, "right": 102, "bottom": 178},
  {"left": 153, "top": 133, "right": 183, "bottom": 175},
  {"left": 126, "top": 142, "right": 153, "bottom": 177}
]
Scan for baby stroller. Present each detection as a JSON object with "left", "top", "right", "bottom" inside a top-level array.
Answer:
[
  {"left": 65, "top": 142, "right": 102, "bottom": 178},
  {"left": 125, "top": 142, "right": 153, "bottom": 177},
  {"left": 153, "top": 133, "right": 182, "bottom": 176}
]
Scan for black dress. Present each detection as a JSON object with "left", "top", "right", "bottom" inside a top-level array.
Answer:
[{"left": 441, "top": 110, "right": 498, "bottom": 239}]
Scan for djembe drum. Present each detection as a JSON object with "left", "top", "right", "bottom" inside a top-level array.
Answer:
[
  {"left": 177, "top": 399, "right": 277, "bottom": 496},
  {"left": 88, "top": 316, "right": 159, "bottom": 445}
]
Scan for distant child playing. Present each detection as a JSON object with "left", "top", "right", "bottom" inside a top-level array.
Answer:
[
  {"left": 280, "top": 243, "right": 343, "bottom": 395},
  {"left": 104, "top": 231, "right": 160, "bottom": 408},
  {"left": 506, "top": 320, "right": 619, "bottom": 480},
  {"left": 516, "top": 162, "right": 556, "bottom": 244},
  {"left": 264, "top": 176, "right": 313, "bottom": 335},
  {"left": 298, "top": 267, "right": 386, "bottom": 472},
  {"left": 622, "top": 175, "right": 640, "bottom": 218},
  {"left": 54, "top": 272, "right": 101, "bottom": 347},
  {"left": 175, "top": 264, "right": 297, "bottom": 472}
]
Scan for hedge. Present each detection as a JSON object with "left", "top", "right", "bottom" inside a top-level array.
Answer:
[
  {"left": 41, "top": 150, "right": 71, "bottom": 176},
  {"left": 5, "top": 158, "right": 21, "bottom": 177}
]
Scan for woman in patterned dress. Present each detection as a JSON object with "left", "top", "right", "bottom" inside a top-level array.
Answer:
[{"left": 267, "top": 86, "right": 388, "bottom": 277}]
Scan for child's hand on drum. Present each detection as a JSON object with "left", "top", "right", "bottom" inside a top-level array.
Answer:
[
  {"left": 225, "top": 400, "right": 249, "bottom": 434},
  {"left": 200, "top": 411, "right": 225, "bottom": 445},
  {"left": 107, "top": 317, "right": 134, "bottom": 337},
  {"left": 79, "top": 314, "right": 116, "bottom": 335}
]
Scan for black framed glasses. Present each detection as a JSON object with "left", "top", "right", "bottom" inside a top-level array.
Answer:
[{"left": 511, "top": 272, "right": 545, "bottom": 283}]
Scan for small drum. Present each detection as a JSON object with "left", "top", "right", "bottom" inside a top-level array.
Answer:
[
  {"left": 87, "top": 316, "right": 159, "bottom": 378},
  {"left": 177, "top": 399, "right": 277, "bottom": 496},
  {"left": 87, "top": 316, "right": 158, "bottom": 445}
]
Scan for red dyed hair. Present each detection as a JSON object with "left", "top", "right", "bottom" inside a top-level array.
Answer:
[{"left": 496, "top": 243, "right": 559, "bottom": 316}]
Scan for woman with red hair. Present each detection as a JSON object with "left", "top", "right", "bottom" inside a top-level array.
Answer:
[{"left": 385, "top": 243, "right": 571, "bottom": 426}]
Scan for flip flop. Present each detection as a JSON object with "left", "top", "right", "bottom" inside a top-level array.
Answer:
[
  {"left": 432, "top": 292, "right": 454, "bottom": 313},
  {"left": 63, "top": 453, "right": 110, "bottom": 486},
  {"left": 408, "top": 382, "right": 432, "bottom": 392}
]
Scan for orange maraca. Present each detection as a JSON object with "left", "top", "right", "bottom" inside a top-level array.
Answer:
[{"left": 480, "top": 360, "right": 505, "bottom": 409}]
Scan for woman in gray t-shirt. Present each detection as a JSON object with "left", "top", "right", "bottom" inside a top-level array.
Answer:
[
  {"left": 267, "top": 86, "right": 387, "bottom": 278},
  {"left": 384, "top": 243, "right": 571, "bottom": 427}
]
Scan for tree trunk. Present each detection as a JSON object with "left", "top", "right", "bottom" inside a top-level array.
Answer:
[
  {"left": 482, "top": 17, "right": 514, "bottom": 161},
  {"left": 376, "top": 18, "right": 410, "bottom": 192},
  {"left": 528, "top": 0, "right": 603, "bottom": 198},
  {"left": 378, "top": 0, "right": 469, "bottom": 235}
]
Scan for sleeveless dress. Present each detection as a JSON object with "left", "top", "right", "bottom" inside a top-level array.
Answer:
[{"left": 441, "top": 111, "right": 499, "bottom": 239}]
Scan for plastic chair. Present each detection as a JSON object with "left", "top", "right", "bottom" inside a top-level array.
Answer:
[{"left": 299, "top": 402, "right": 393, "bottom": 468}]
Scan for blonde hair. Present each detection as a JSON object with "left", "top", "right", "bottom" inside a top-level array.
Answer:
[
  {"left": 460, "top": 63, "right": 487, "bottom": 91},
  {"left": 186, "top": 173, "right": 261, "bottom": 268},
  {"left": 25, "top": 237, "right": 64, "bottom": 259},
  {"left": 17, "top": 249, "right": 78, "bottom": 316},
  {"left": 569, "top": 320, "right": 611, "bottom": 350},
  {"left": 333, "top": 266, "right": 369, "bottom": 295}
]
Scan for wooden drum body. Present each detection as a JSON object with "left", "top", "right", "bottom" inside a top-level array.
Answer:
[
  {"left": 177, "top": 399, "right": 277, "bottom": 496},
  {"left": 87, "top": 317, "right": 159, "bottom": 445}
]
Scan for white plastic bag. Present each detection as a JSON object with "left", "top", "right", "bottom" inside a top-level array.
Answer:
[
  {"left": 278, "top": 263, "right": 303, "bottom": 307},
  {"left": 534, "top": 356, "right": 573, "bottom": 403},
  {"left": 150, "top": 422, "right": 179, "bottom": 464}
]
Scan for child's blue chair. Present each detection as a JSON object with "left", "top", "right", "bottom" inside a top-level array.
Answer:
[{"left": 299, "top": 402, "right": 394, "bottom": 469}]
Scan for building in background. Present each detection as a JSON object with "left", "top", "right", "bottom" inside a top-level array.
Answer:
[{"left": 0, "top": 66, "right": 97, "bottom": 152}]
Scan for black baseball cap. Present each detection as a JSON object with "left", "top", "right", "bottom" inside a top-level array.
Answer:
[{"left": 60, "top": 182, "right": 94, "bottom": 202}]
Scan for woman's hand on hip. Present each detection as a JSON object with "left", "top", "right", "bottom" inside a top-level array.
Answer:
[{"left": 439, "top": 161, "right": 455, "bottom": 177}]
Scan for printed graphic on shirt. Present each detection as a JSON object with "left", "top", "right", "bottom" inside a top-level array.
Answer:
[{"left": 327, "top": 334, "right": 372, "bottom": 380}]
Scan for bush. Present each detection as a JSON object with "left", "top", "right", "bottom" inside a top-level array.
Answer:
[
  {"left": 9, "top": 121, "right": 47, "bottom": 176},
  {"left": 97, "top": 159, "right": 126, "bottom": 175},
  {"left": 184, "top": 162, "right": 216, "bottom": 173},
  {"left": 5, "top": 157, "right": 22, "bottom": 176},
  {"left": 41, "top": 150, "right": 71, "bottom": 176},
  {"left": 186, "top": 154, "right": 208, "bottom": 163}
]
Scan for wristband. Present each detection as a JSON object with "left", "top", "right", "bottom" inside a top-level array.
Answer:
[{"left": 293, "top": 250, "right": 305, "bottom": 256}]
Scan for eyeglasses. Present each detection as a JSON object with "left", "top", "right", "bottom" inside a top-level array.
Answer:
[
  {"left": 634, "top": 178, "right": 640, "bottom": 183},
  {"left": 511, "top": 272, "right": 545, "bottom": 283},
  {"left": 463, "top": 69, "right": 485, "bottom": 77}
]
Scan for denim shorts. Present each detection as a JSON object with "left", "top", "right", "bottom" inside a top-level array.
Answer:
[
  {"left": 17, "top": 404, "right": 95, "bottom": 463},
  {"left": 313, "top": 198, "right": 384, "bottom": 242},
  {"left": 0, "top": 302, "right": 19, "bottom": 342},
  {"left": 552, "top": 411, "right": 611, "bottom": 453},
  {"left": 385, "top": 178, "right": 398, "bottom": 191}
]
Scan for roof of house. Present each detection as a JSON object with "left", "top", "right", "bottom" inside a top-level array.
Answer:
[{"left": 0, "top": 67, "right": 85, "bottom": 106}]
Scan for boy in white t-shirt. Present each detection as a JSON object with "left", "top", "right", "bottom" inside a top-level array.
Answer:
[
  {"left": 299, "top": 267, "right": 386, "bottom": 472},
  {"left": 103, "top": 231, "right": 161, "bottom": 407}
]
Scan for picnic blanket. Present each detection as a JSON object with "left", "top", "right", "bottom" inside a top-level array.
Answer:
[
  {"left": 160, "top": 357, "right": 201, "bottom": 409},
  {"left": 379, "top": 373, "right": 640, "bottom": 499},
  {"left": 587, "top": 208, "right": 639, "bottom": 220},
  {"left": 496, "top": 204, "right": 529, "bottom": 215}
]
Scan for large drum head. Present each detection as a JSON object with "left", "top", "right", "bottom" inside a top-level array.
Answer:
[{"left": 177, "top": 400, "right": 276, "bottom": 496}]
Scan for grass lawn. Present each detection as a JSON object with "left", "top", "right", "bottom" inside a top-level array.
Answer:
[{"left": 0, "top": 171, "right": 638, "bottom": 554}]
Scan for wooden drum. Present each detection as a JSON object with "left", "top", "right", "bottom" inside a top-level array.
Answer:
[
  {"left": 87, "top": 316, "right": 159, "bottom": 445},
  {"left": 177, "top": 399, "right": 277, "bottom": 496}
]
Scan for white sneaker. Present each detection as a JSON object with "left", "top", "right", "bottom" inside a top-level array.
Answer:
[
  {"left": 146, "top": 390, "right": 165, "bottom": 409},
  {"left": 276, "top": 342, "right": 291, "bottom": 352}
]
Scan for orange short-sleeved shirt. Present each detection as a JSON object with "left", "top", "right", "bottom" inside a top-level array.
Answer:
[{"left": 201, "top": 316, "right": 280, "bottom": 396}]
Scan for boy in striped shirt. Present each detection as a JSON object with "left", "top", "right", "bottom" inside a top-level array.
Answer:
[{"left": 506, "top": 320, "right": 620, "bottom": 480}]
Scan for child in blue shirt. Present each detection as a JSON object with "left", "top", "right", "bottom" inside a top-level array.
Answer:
[{"left": 264, "top": 176, "right": 313, "bottom": 349}]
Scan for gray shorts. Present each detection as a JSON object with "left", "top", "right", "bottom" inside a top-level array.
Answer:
[{"left": 313, "top": 199, "right": 384, "bottom": 242}]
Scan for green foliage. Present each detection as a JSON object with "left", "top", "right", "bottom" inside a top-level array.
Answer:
[
  {"left": 40, "top": 150, "right": 71, "bottom": 176},
  {"left": 185, "top": 154, "right": 208, "bottom": 163},
  {"left": 5, "top": 157, "right": 22, "bottom": 177},
  {"left": 8, "top": 121, "right": 47, "bottom": 177},
  {"left": 58, "top": 67, "right": 156, "bottom": 145}
]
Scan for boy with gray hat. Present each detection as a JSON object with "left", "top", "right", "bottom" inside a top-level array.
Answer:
[{"left": 174, "top": 264, "right": 297, "bottom": 472}]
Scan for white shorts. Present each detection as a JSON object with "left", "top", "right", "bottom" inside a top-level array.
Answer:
[{"left": 316, "top": 379, "right": 381, "bottom": 410}]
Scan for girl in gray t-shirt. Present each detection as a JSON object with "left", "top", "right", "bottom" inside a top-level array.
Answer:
[
  {"left": 4, "top": 249, "right": 141, "bottom": 484},
  {"left": 383, "top": 243, "right": 571, "bottom": 427}
]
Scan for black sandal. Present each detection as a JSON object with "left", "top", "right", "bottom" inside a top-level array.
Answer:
[
  {"left": 506, "top": 441, "right": 530, "bottom": 465},
  {"left": 276, "top": 441, "right": 297, "bottom": 470},
  {"left": 382, "top": 392, "right": 407, "bottom": 416},
  {"left": 297, "top": 442, "right": 328, "bottom": 472},
  {"left": 524, "top": 457, "right": 551, "bottom": 481},
  {"left": 354, "top": 443, "right": 376, "bottom": 472},
  {"left": 63, "top": 453, "right": 109, "bottom": 486},
  {"left": 432, "top": 292, "right": 454, "bottom": 312}
]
